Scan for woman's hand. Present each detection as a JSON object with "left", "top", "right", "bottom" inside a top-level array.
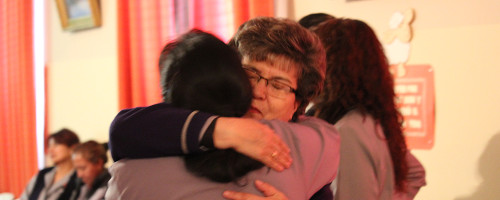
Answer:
[
  {"left": 213, "top": 117, "right": 292, "bottom": 171},
  {"left": 223, "top": 180, "right": 288, "bottom": 200}
]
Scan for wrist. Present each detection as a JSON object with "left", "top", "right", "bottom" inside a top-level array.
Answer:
[{"left": 213, "top": 117, "right": 236, "bottom": 149}]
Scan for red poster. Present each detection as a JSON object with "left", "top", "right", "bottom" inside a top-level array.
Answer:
[{"left": 392, "top": 64, "right": 435, "bottom": 149}]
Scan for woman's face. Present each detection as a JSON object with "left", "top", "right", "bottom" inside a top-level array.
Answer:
[
  {"left": 72, "top": 153, "right": 103, "bottom": 186},
  {"left": 242, "top": 57, "right": 299, "bottom": 121},
  {"left": 47, "top": 138, "right": 73, "bottom": 164}
]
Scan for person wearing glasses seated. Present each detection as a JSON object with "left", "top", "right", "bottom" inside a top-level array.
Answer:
[{"left": 107, "top": 17, "right": 339, "bottom": 199}]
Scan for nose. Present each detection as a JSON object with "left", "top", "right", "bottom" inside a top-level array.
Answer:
[{"left": 252, "top": 78, "right": 268, "bottom": 99}]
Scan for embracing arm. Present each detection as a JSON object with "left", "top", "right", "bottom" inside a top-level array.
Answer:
[
  {"left": 224, "top": 116, "right": 340, "bottom": 199},
  {"left": 109, "top": 103, "right": 291, "bottom": 171},
  {"left": 109, "top": 103, "right": 217, "bottom": 161}
]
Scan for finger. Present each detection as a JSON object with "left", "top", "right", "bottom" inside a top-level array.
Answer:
[
  {"left": 252, "top": 127, "right": 291, "bottom": 171},
  {"left": 265, "top": 134, "right": 291, "bottom": 160},
  {"left": 271, "top": 133, "right": 290, "bottom": 153},
  {"left": 223, "top": 190, "right": 260, "bottom": 200},
  {"left": 270, "top": 143, "right": 292, "bottom": 169},
  {"left": 270, "top": 135, "right": 292, "bottom": 165},
  {"left": 278, "top": 139, "right": 291, "bottom": 154},
  {"left": 255, "top": 180, "right": 289, "bottom": 200},
  {"left": 274, "top": 145, "right": 292, "bottom": 168},
  {"left": 276, "top": 151, "right": 292, "bottom": 169},
  {"left": 250, "top": 147, "right": 282, "bottom": 172},
  {"left": 257, "top": 144, "right": 285, "bottom": 171},
  {"left": 254, "top": 180, "right": 278, "bottom": 197},
  {"left": 265, "top": 155, "right": 285, "bottom": 172}
]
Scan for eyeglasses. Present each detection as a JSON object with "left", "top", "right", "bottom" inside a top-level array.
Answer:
[{"left": 243, "top": 67, "right": 297, "bottom": 98}]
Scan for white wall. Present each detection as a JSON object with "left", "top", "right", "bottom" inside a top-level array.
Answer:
[
  {"left": 293, "top": 0, "right": 500, "bottom": 199},
  {"left": 46, "top": 0, "right": 118, "bottom": 143},
  {"left": 46, "top": 0, "right": 500, "bottom": 199}
]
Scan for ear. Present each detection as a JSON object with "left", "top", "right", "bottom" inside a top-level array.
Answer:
[{"left": 290, "top": 101, "right": 302, "bottom": 122}]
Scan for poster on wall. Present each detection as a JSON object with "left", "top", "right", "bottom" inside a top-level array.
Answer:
[
  {"left": 392, "top": 64, "right": 435, "bottom": 149},
  {"left": 382, "top": 8, "right": 435, "bottom": 149}
]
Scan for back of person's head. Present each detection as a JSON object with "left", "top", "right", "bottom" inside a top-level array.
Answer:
[
  {"left": 73, "top": 140, "right": 108, "bottom": 165},
  {"left": 48, "top": 128, "right": 80, "bottom": 147},
  {"left": 160, "top": 29, "right": 252, "bottom": 117},
  {"left": 312, "top": 18, "right": 392, "bottom": 123},
  {"left": 158, "top": 30, "right": 262, "bottom": 183},
  {"left": 313, "top": 18, "right": 408, "bottom": 192},
  {"left": 298, "top": 13, "right": 335, "bottom": 29},
  {"left": 228, "top": 17, "right": 326, "bottom": 121}
]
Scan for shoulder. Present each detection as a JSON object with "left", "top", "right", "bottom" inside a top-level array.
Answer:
[
  {"left": 335, "top": 110, "right": 387, "bottom": 144},
  {"left": 40, "top": 166, "right": 55, "bottom": 174},
  {"left": 35, "top": 167, "right": 56, "bottom": 180},
  {"left": 110, "top": 157, "right": 185, "bottom": 177},
  {"left": 335, "top": 110, "right": 379, "bottom": 134},
  {"left": 336, "top": 110, "right": 369, "bottom": 126},
  {"left": 88, "top": 187, "right": 107, "bottom": 200},
  {"left": 261, "top": 116, "right": 339, "bottom": 141}
]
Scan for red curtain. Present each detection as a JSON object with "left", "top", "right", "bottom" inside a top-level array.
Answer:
[
  {"left": 0, "top": 0, "right": 38, "bottom": 197},
  {"left": 117, "top": 0, "right": 274, "bottom": 110}
]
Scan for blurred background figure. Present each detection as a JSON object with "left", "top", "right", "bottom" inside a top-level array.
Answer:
[
  {"left": 71, "top": 140, "right": 110, "bottom": 200},
  {"left": 312, "top": 18, "right": 425, "bottom": 199},
  {"left": 20, "top": 128, "right": 80, "bottom": 200}
]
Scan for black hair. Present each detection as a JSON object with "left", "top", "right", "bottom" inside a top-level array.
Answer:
[
  {"left": 159, "top": 30, "right": 263, "bottom": 183},
  {"left": 298, "top": 13, "right": 335, "bottom": 29}
]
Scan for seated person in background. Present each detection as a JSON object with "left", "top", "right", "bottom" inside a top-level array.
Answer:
[
  {"left": 106, "top": 25, "right": 339, "bottom": 200},
  {"left": 70, "top": 140, "right": 110, "bottom": 200},
  {"left": 21, "top": 128, "right": 80, "bottom": 200}
]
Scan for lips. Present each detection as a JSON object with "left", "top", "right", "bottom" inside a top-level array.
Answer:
[{"left": 248, "top": 106, "right": 261, "bottom": 114}]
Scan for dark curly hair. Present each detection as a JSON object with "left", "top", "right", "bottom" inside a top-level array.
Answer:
[{"left": 313, "top": 18, "right": 408, "bottom": 192}]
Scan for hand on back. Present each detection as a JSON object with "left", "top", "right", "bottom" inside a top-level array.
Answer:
[{"left": 213, "top": 117, "right": 292, "bottom": 172}]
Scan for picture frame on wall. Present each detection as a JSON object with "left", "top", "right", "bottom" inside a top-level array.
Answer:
[{"left": 55, "top": 0, "right": 101, "bottom": 31}]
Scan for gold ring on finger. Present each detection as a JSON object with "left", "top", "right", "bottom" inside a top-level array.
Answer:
[{"left": 271, "top": 151, "right": 278, "bottom": 158}]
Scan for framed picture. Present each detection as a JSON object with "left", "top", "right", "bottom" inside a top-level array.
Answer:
[{"left": 55, "top": 0, "right": 101, "bottom": 31}]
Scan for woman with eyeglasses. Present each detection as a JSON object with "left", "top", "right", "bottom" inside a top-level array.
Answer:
[{"left": 107, "top": 18, "right": 340, "bottom": 199}]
